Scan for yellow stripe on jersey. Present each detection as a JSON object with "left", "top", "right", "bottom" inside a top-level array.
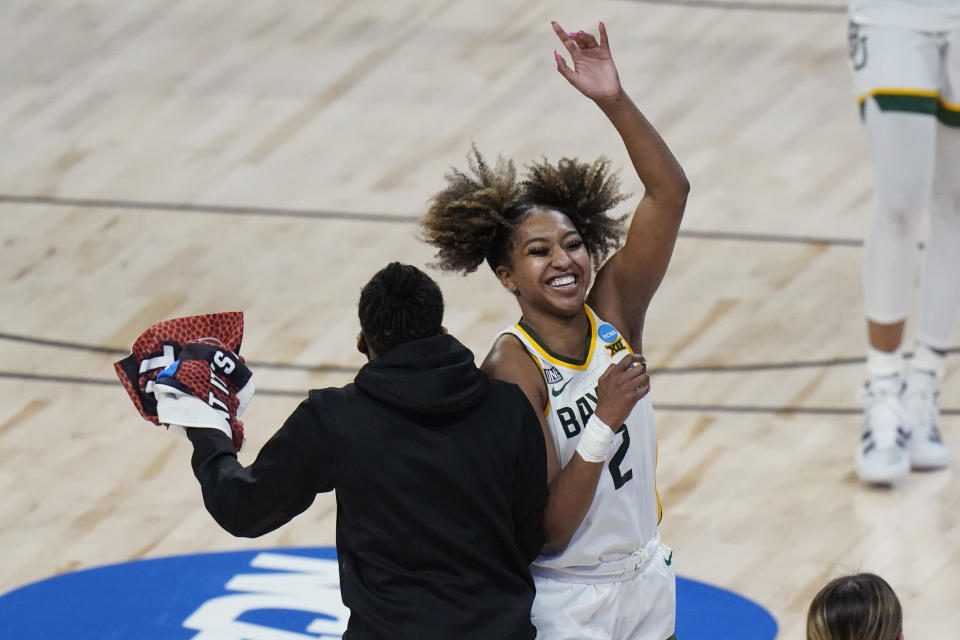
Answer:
[
  {"left": 513, "top": 305, "right": 598, "bottom": 371},
  {"left": 857, "top": 88, "right": 960, "bottom": 127},
  {"left": 856, "top": 87, "right": 939, "bottom": 104}
]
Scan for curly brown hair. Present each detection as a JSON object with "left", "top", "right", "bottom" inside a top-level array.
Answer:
[{"left": 420, "top": 146, "right": 629, "bottom": 274}]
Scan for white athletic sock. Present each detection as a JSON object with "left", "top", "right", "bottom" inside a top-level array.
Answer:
[
  {"left": 866, "top": 346, "right": 903, "bottom": 381},
  {"left": 910, "top": 342, "right": 945, "bottom": 382}
]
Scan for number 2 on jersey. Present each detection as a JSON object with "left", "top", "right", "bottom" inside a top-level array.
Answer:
[{"left": 608, "top": 424, "right": 633, "bottom": 489}]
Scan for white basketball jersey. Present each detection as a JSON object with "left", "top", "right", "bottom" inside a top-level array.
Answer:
[
  {"left": 850, "top": 0, "right": 960, "bottom": 31},
  {"left": 497, "top": 305, "right": 661, "bottom": 578}
]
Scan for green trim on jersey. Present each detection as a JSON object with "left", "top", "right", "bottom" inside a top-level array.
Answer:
[
  {"left": 874, "top": 92, "right": 938, "bottom": 116},
  {"left": 938, "top": 101, "right": 960, "bottom": 127},
  {"left": 861, "top": 92, "right": 960, "bottom": 127},
  {"left": 517, "top": 317, "right": 593, "bottom": 367}
]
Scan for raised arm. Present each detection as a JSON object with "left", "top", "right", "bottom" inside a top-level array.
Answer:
[
  {"left": 553, "top": 21, "right": 689, "bottom": 347},
  {"left": 187, "top": 400, "right": 333, "bottom": 537}
]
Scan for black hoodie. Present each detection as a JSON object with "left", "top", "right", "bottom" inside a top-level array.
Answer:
[{"left": 188, "top": 334, "right": 547, "bottom": 639}]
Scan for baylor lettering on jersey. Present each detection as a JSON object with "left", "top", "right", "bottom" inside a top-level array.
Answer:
[{"left": 555, "top": 390, "right": 599, "bottom": 438}]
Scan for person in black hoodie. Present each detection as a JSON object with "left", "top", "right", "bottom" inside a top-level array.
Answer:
[{"left": 186, "top": 262, "right": 548, "bottom": 639}]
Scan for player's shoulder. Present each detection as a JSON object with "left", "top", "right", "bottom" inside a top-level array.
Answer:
[
  {"left": 482, "top": 334, "right": 542, "bottom": 384},
  {"left": 482, "top": 333, "right": 548, "bottom": 413},
  {"left": 484, "top": 331, "right": 526, "bottom": 366}
]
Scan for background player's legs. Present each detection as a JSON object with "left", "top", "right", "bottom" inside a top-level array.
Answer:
[
  {"left": 850, "top": 21, "right": 941, "bottom": 483},
  {"left": 857, "top": 101, "right": 936, "bottom": 483},
  {"left": 907, "top": 109, "right": 960, "bottom": 469},
  {"left": 861, "top": 102, "right": 936, "bottom": 353}
]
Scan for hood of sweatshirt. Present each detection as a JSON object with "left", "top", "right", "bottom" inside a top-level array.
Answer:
[{"left": 354, "top": 333, "right": 489, "bottom": 415}]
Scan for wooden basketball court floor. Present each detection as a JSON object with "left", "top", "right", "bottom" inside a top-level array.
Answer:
[{"left": 1, "top": 0, "right": 957, "bottom": 636}]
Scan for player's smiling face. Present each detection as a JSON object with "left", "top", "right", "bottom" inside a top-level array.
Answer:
[{"left": 496, "top": 209, "right": 592, "bottom": 316}]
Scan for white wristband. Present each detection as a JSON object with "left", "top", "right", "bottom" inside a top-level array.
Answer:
[{"left": 576, "top": 414, "right": 617, "bottom": 462}]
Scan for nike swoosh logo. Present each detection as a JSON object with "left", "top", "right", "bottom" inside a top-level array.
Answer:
[{"left": 551, "top": 379, "right": 572, "bottom": 397}]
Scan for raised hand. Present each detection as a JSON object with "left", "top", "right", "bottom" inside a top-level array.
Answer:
[{"left": 552, "top": 21, "right": 623, "bottom": 101}]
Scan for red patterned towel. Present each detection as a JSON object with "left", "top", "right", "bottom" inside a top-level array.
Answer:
[{"left": 114, "top": 312, "right": 252, "bottom": 451}]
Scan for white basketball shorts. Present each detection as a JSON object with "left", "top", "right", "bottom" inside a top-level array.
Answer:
[
  {"left": 531, "top": 543, "right": 676, "bottom": 640},
  {"left": 849, "top": 21, "right": 960, "bottom": 124}
]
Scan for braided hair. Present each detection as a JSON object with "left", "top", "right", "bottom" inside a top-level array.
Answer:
[
  {"left": 358, "top": 262, "right": 444, "bottom": 356},
  {"left": 420, "top": 146, "right": 629, "bottom": 275}
]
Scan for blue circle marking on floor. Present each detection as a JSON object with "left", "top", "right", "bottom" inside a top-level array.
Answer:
[
  {"left": 676, "top": 575, "right": 778, "bottom": 639},
  {"left": 0, "top": 547, "right": 777, "bottom": 639}
]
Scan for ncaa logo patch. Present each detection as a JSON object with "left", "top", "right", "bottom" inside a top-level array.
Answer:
[
  {"left": 543, "top": 367, "right": 563, "bottom": 385},
  {"left": 597, "top": 323, "right": 619, "bottom": 344}
]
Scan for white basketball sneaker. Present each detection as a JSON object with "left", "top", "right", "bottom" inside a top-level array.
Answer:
[
  {"left": 856, "top": 375, "right": 910, "bottom": 485},
  {"left": 903, "top": 370, "right": 950, "bottom": 470}
]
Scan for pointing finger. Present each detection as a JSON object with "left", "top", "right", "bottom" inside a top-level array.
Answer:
[
  {"left": 551, "top": 21, "right": 580, "bottom": 56},
  {"left": 599, "top": 21, "right": 609, "bottom": 49},
  {"left": 551, "top": 20, "right": 570, "bottom": 44}
]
